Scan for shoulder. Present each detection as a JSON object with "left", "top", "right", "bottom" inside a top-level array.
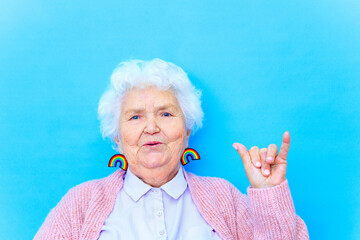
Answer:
[
  {"left": 186, "top": 171, "right": 231, "bottom": 186},
  {"left": 185, "top": 171, "right": 248, "bottom": 222},
  {"left": 58, "top": 169, "right": 126, "bottom": 207},
  {"left": 34, "top": 170, "right": 126, "bottom": 239},
  {"left": 185, "top": 171, "right": 242, "bottom": 197}
]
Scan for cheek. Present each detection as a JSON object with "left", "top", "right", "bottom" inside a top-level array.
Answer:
[
  {"left": 166, "top": 128, "right": 186, "bottom": 162},
  {"left": 121, "top": 124, "right": 142, "bottom": 146},
  {"left": 166, "top": 119, "right": 186, "bottom": 140},
  {"left": 165, "top": 123, "right": 186, "bottom": 145}
]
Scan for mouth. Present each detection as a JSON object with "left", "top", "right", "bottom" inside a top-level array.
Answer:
[{"left": 143, "top": 141, "right": 163, "bottom": 148}]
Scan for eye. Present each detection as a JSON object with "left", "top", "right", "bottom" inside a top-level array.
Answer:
[
  {"left": 130, "top": 115, "right": 139, "bottom": 120},
  {"left": 162, "top": 112, "right": 172, "bottom": 117}
]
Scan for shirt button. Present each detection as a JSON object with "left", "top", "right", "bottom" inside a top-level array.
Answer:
[
  {"left": 159, "top": 229, "right": 165, "bottom": 235},
  {"left": 156, "top": 210, "right": 162, "bottom": 216}
]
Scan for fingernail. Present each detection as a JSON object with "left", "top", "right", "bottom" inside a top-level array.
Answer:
[
  {"left": 232, "top": 144, "right": 238, "bottom": 150},
  {"left": 266, "top": 156, "right": 273, "bottom": 162},
  {"left": 255, "top": 162, "right": 261, "bottom": 167},
  {"left": 264, "top": 169, "right": 270, "bottom": 175}
]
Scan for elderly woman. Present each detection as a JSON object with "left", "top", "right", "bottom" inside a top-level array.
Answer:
[{"left": 34, "top": 59, "right": 309, "bottom": 240}]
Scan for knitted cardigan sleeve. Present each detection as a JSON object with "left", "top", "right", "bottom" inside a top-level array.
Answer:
[
  {"left": 34, "top": 188, "right": 74, "bottom": 240},
  {"left": 231, "top": 180, "right": 309, "bottom": 240},
  {"left": 33, "top": 181, "right": 93, "bottom": 240}
]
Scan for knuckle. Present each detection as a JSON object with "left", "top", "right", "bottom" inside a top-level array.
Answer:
[
  {"left": 249, "top": 151, "right": 260, "bottom": 160},
  {"left": 282, "top": 147, "right": 289, "bottom": 155},
  {"left": 268, "top": 144, "right": 278, "bottom": 150},
  {"left": 250, "top": 146, "right": 259, "bottom": 152},
  {"left": 260, "top": 148, "right": 267, "bottom": 153}
]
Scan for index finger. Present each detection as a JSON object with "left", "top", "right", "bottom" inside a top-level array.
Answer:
[{"left": 277, "top": 131, "right": 290, "bottom": 162}]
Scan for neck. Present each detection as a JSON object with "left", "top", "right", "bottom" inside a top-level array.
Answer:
[{"left": 129, "top": 164, "right": 180, "bottom": 188}]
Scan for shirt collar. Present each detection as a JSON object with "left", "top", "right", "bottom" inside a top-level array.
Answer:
[
  {"left": 160, "top": 166, "right": 187, "bottom": 200},
  {"left": 123, "top": 166, "right": 188, "bottom": 202},
  {"left": 123, "top": 168, "right": 152, "bottom": 202}
]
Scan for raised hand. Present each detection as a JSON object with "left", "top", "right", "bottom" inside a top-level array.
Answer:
[{"left": 232, "top": 131, "right": 290, "bottom": 188}]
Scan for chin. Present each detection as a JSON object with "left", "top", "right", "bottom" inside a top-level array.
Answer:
[{"left": 141, "top": 154, "right": 168, "bottom": 168}]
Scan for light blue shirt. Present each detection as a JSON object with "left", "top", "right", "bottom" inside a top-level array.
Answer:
[{"left": 98, "top": 166, "right": 222, "bottom": 240}]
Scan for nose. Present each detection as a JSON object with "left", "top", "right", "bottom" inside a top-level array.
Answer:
[{"left": 144, "top": 116, "right": 160, "bottom": 134}]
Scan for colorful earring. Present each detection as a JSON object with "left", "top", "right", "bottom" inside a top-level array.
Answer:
[
  {"left": 181, "top": 148, "right": 200, "bottom": 166},
  {"left": 108, "top": 154, "right": 128, "bottom": 171}
]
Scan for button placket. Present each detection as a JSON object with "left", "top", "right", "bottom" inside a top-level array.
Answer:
[
  {"left": 156, "top": 210, "right": 163, "bottom": 217},
  {"left": 151, "top": 188, "right": 167, "bottom": 239}
]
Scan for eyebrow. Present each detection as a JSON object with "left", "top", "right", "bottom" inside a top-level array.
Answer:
[{"left": 123, "top": 104, "right": 179, "bottom": 116}]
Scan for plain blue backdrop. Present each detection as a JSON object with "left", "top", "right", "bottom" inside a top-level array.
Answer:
[{"left": 1, "top": 0, "right": 359, "bottom": 239}]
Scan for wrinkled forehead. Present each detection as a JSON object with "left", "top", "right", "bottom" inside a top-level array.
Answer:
[{"left": 120, "top": 86, "right": 182, "bottom": 115}]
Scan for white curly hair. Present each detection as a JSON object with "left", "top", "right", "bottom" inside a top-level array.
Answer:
[{"left": 97, "top": 58, "right": 204, "bottom": 151}]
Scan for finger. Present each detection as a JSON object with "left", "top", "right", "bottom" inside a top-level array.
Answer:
[
  {"left": 276, "top": 131, "right": 291, "bottom": 163},
  {"left": 249, "top": 146, "right": 261, "bottom": 168},
  {"left": 266, "top": 144, "right": 278, "bottom": 164},
  {"left": 260, "top": 148, "right": 267, "bottom": 162},
  {"left": 259, "top": 148, "right": 270, "bottom": 176},
  {"left": 260, "top": 148, "right": 267, "bottom": 166},
  {"left": 261, "top": 159, "right": 271, "bottom": 177},
  {"left": 232, "top": 143, "right": 251, "bottom": 167}
]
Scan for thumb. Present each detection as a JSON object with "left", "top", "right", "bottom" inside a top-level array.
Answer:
[{"left": 233, "top": 143, "right": 251, "bottom": 167}]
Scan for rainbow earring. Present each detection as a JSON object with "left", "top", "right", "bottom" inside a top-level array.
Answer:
[
  {"left": 108, "top": 154, "right": 128, "bottom": 171},
  {"left": 181, "top": 148, "right": 200, "bottom": 166}
]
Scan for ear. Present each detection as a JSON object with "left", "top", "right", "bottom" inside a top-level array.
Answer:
[
  {"left": 185, "top": 129, "right": 191, "bottom": 148},
  {"left": 114, "top": 136, "right": 124, "bottom": 154}
]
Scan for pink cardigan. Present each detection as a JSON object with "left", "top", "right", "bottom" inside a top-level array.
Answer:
[{"left": 34, "top": 169, "right": 309, "bottom": 240}]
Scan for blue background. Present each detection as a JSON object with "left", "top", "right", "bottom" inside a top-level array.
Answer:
[{"left": 1, "top": 0, "right": 359, "bottom": 239}]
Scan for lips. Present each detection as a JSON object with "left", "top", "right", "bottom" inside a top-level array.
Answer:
[{"left": 144, "top": 141, "right": 162, "bottom": 146}]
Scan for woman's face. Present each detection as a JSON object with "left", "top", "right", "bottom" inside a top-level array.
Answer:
[{"left": 116, "top": 86, "right": 191, "bottom": 186}]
